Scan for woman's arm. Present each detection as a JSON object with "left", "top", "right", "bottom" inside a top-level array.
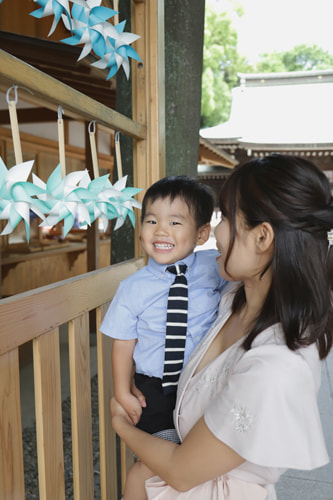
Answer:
[
  {"left": 111, "top": 398, "right": 244, "bottom": 492},
  {"left": 112, "top": 339, "right": 145, "bottom": 424}
]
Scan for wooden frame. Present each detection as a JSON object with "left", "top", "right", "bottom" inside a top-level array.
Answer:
[{"left": 0, "top": 1, "right": 166, "bottom": 497}]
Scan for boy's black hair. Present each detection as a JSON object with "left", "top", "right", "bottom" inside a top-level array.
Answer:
[{"left": 141, "top": 175, "right": 214, "bottom": 229}]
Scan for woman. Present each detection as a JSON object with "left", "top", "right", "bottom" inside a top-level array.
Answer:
[{"left": 111, "top": 154, "right": 333, "bottom": 499}]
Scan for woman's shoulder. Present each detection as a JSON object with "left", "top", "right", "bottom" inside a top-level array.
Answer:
[{"left": 239, "top": 327, "right": 321, "bottom": 392}]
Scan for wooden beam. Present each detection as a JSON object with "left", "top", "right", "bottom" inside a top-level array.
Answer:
[
  {"left": 0, "top": 49, "right": 146, "bottom": 139},
  {"left": 0, "top": 257, "right": 145, "bottom": 355}
]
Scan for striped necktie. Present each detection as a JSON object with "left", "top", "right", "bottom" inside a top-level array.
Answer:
[{"left": 162, "top": 264, "right": 188, "bottom": 394}]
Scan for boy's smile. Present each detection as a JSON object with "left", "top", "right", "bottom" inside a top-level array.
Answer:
[{"left": 140, "top": 196, "right": 204, "bottom": 265}]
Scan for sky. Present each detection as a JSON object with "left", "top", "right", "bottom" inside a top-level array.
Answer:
[{"left": 207, "top": 0, "right": 333, "bottom": 64}]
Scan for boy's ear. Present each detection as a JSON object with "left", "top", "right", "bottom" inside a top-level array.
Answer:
[
  {"left": 196, "top": 223, "right": 211, "bottom": 246},
  {"left": 256, "top": 222, "right": 274, "bottom": 253}
]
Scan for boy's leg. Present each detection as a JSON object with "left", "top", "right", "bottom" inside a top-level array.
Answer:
[{"left": 123, "top": 461, "right": 154, "bottom": 500}]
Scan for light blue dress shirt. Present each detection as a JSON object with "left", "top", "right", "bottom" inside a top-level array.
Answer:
[{"left": 100, "top": 249, "right": 227, "bottom": 379}]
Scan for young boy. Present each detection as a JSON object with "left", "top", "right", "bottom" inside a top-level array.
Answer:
[{"left": 100, "top": 176, "right": 226, "bottom": 499}]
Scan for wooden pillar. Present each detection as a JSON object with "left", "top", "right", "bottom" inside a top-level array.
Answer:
[
  {"left": 164, "top": 0, "right": 205, "bottom": 178},
  {"left": 131, "top": 0, "right": 166, "bottom": 256}
]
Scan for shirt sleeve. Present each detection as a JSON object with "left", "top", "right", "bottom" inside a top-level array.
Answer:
[
  {"left": 99, "top": 280, "right": 139, "bottom": 340},
  {"left": 204, "top": 345, "right": 329, "bottom": 470}
]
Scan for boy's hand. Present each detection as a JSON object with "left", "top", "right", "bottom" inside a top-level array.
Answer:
[
  {"left": 117, "top": 393, "right": 143, "bottom": 425},
  {"left": 131, "top": 378, "right": 147, "bottom": 409}
]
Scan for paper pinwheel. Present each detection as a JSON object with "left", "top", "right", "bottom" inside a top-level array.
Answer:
[
  {"left": 33, "top": 164, "right": 93, "bottom": 237},
  {"left": 0, "top": 158, "right": 47, "bottom": 241},
  {"left": 30, "top": 0, "right": 72, "bottom": 36},
  {"left": 94, "top": 175, "right": 142, "bottom": 230},
  {"left": 62, "top": 171, "right": 142, "bottom": 231},
  {"left": 91, "top": 20, "right": 141, "bottom": 80},
  {"left": 32, "top": 166, "right": 142, "bottom": 237},
  {"left": 29, "top": 0, "right": 141, "bottom": 79},
  {"left": 61, "top": 1, "right": 117, "bottom": 60}
]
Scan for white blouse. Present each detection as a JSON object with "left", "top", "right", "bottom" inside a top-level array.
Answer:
[{"left": 171, "top": 283, "right": 329, "bottom": 499}]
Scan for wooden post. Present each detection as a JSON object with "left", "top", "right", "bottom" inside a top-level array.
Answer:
[
  {"left": 131, "top": 0, "right": 166, "bottom": 257},
  {"left": 68, "top": 314, "right": 94, "bottom": 500},
  {"left": 0, "top": 349, "right": 25, "bottom": 499},
  {"left": 33, "top": 330, "right": 66, "bottom": 499}
]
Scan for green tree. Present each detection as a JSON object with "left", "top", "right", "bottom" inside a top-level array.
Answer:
[
  {"left": 201, "top": 5, "right": 252, "bottom": 128},
  {"left": 256, "top": 44, "right": 333, "bottom": 73}
]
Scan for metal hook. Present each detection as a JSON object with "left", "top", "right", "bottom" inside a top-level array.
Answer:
[
  {"left": 58, "top": 105, "right": 64, "bottom": 121},
  {"left": 6, "top": 85, "right": 33, "bottom": 104},
  {"left": 6, "top": 85, "right": 18, "bottom": 104},
  {"left": 328, "top": 229, "right": 333, "bottom": 247},
  {"left": 88, "top": 120, "right": 96, "bottom": 134}
]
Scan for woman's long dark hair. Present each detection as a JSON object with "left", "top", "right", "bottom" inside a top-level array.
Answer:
[{"left": 220, "top": 154, "right": 333, "bottom": 359}]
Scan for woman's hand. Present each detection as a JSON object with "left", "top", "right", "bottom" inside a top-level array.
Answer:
[
  {"left": 111, "top": 397, "right": 135, "bottom": 434},
  {"left": 117, "top": 392, "right": 143, "bottom": 425}
]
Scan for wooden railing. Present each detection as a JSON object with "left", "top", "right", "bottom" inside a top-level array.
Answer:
[{"left": 0, "top": 257, "right": 145, "bottom": 499}]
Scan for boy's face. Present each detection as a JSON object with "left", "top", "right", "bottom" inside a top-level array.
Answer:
[{"left": 140, "top": 196, "right": 207, "bottom": 265}]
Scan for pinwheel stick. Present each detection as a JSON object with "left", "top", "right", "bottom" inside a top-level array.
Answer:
[
  {"left": 115, "top": 131, "right": 123, "bottom": 179},
  {"left": 58, "top": 105, "right": 66, "bottom": 178},
  {"left": 113, "top": 0, "right": 119, "bottom": 24},
  {"left": 6, "top": 87, "right": 23, "bottom": 165},
  {"left": 88, "top": 120, "right": 100, "bottom": 179}
]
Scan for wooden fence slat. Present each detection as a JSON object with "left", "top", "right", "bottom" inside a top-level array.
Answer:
[
  {"left": 96, "top": 303, "right": 118, "bottom": 500},
  {"left": 33, "top": 329, "right": 65, "bottom": 499},
  {"left": 68, "top": 313, "right": 94, "bottom": 500},
  {"left": 120, "top": 440, "right": 136, "bottom": 494},
  {"left": 0, "top": 348, "right": 25, "bottom": 500}
]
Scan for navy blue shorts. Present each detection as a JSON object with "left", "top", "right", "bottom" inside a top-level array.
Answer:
[{"left": 134, "top": 373, "right": 177, "bottom": 435}]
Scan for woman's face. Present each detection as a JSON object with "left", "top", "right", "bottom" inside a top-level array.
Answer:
[{"left": 214, "top": 212, "right": 263, "bottom": 282}]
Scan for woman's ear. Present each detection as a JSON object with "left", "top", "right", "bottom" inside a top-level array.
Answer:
[
  {"left": 256, "top": 222, "right": 274, "bottom": 252},
  {"left": 196, "top": 223, "right": 211, "bottom": 246}
]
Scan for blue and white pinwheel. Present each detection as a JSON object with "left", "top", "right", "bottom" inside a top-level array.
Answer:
[
  {"left": 32, "top": 166, "right": 142, "bottom": 235},
  {"left": 92, "top": 20, "right": 141, "bottom": 79},
  {"left": 30, "top": 0, "right": 71, "bottom": 36},
  {"left": 0, "top": 158, "right": 47, "bottom": 240},
  {"left": 72, "top": 172, "right": 142, "bottom": 231},
  {"left": 61, "top": 0, "right": 117, "bottom": 60},
  {"left": 0, "top": 161, "right": 141, "bottom": 239},
  {"left": 95, "top": 175, "right": 142, "bottom": 230},
  {"left": 33, "top": 164, "right": 92, "bottom": 237},
  {"left": 29, "top": 0, "right": 141, "bottom": 79}
]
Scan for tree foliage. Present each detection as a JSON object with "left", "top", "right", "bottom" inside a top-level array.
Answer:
[
  {"left": 201, "top": 5, "right": 251, "bottom": 128},
  {"left": 201, "top": 3, "right": 333, "bottom": 129},
  {"left": 256, "top": 44, "right": 333, "bottom": 73}
]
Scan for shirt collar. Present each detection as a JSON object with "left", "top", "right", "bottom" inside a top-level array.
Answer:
[{"left": 147, "top": 252, "right": 196, "bottom": 278}]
